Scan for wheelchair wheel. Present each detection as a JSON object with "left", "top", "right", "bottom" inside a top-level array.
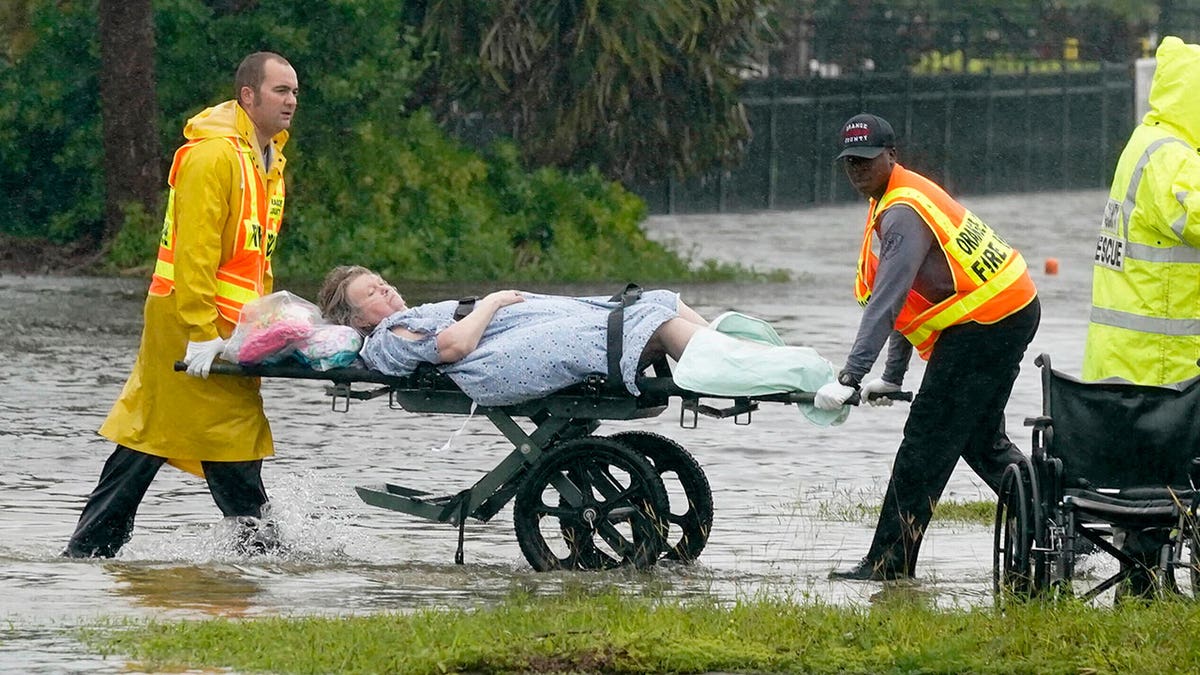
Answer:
[
  {"left": 513, "top": 437, "right": 669, "bottom": 572},
  {"left": 1014, "top": 454, "right": 1051, "bottom": 591},
  {"left": 994, "top": 463, "right": 1036, "bottom": 599},
  {"left": 1163, "top": 510, "right": 1200, "bottom": 597},
  {"left": 1191, "top": 527, "right": 1200, "bottom": 597},
  {"left": 608, "top": 431, "right": 713, "bottom": 563}
]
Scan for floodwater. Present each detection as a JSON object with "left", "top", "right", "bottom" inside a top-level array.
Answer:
[{"left": 1, "top": 189, "right": 1106, "bottom": 672}]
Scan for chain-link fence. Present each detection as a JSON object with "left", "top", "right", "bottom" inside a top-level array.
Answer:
[{"left": 634, "top": 63, "right": 1134, "bottom": 214}]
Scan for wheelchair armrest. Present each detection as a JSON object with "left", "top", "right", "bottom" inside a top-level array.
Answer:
[{"left": 1024, "top": 415, "right": 1051, "bottom": 429}]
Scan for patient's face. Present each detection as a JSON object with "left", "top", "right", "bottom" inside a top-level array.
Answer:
[{"left": 346, "top": 272, "right": 407, "bottom": 330}]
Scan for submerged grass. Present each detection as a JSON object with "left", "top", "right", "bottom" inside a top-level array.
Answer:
[
  {"left": 90, "top": 590, "right": 1200, "bottom": 674},
  {"left": 932, "top": 499, "right": 996, "bottom": 525},
  {"left": 811, "top": 484, "right": 996, "bottom": 527}
]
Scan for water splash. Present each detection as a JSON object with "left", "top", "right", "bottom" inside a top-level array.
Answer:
[{"left": 118, "top": 469, "right": 375, "bottom": 565}]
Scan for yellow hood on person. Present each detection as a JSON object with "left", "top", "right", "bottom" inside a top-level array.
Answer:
[
  {"left": 99, "top": 101, "right": 288, "bottom": 474},
  {"left": 1082, "top": 36, "right": 1200, "bottom": 385},
  {"left": 1143, "top": 36, "right": 1200, "bottom": 146}
]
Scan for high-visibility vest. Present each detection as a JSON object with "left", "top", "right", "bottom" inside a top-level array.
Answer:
[
  {"left": 1082, "top": 131, "right": 1200, "bottom": 385},
  {"left": 149, "top": 136, "right": 285, "bottom": 323},
  {"left": 854, "top": 164, "right": 1037, "bottom": 358}
]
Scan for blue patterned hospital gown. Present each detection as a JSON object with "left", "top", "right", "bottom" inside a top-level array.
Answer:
[{"left": 359, "top": 290, "right": 681, "bottom": 405}]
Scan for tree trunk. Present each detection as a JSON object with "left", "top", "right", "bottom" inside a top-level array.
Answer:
[{"left": 98, "top": 0, "right": 160, "bottom": 244}]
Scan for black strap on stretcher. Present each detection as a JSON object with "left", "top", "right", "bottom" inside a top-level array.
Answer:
[
  {"left": 607, "top": 283, "right": 642, "bottom": 392},
  {"left": 452, "top": 297, "right": 477, "bottom": 321},
  {"left": 444, "top": 299, "right": 476, "bottom": 563},
  {"left": 437, "top": 286, "right": 639, "bottom": 563},
  {"left": 456, "top": 287, "right": 640, "bottom": 393}
]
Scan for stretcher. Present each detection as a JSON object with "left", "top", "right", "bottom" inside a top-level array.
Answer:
[{"left": 181, "top": 360, "right": 909, "bottom": 571}]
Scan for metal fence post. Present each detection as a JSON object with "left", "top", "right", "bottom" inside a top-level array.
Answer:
[
  {"left": 985, "top": 68, "right": 995, "bottom": 193},
  {"left": 767, "top": 88, "right": 778, "bottom": 210},
  {"left": 943, "top": 76, "right": 954, "bottom": 190},
  {"left": 1061, "top": 65, "right": 1071, "bottom": 189},
  {"left": 1023, "top": 64, "right": 1033, "bottom": 193},
  {"left": 1099, "top": 63, "right": 1110, "bottom": 186},
  {"left": 816, "top": 101, "right": 831, "bottom": 204},
  {"left": 903, "top": 70, "right": 914, "bottom": 144}
]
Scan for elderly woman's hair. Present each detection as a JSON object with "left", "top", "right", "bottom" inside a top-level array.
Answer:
[{"left": 317, "top": 265, "right": 372, "bottom": 329}]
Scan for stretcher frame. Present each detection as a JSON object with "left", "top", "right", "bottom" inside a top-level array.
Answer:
[{"left": 187, "top": 360, "right": 898, "bottom": 571}]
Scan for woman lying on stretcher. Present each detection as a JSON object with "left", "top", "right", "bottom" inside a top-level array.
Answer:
[{"left": 316, "top": 265, "right": 847, "bottom": 424}]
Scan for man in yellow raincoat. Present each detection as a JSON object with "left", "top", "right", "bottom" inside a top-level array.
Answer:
[
  {"left": 1081, "top": 36, "right": 1200, "bottom": 597},
  {"left": 64, "top": 52, "right": 299, "bottom": 558},
  {"left": 1083, "top": 36, "right": 1200, "bottom": 387}
]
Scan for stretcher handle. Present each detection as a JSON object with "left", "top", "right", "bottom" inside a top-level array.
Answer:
[
  {"left": 635, "top": 378, "right": 912, "bottom": 405},
  {"left": 745, "top": 389, "right": 913, "bottom": 405},
  {"left": 851, "top": 390, "right": 914, "bottom": 405},
  {"left": 172, "top": 360, "right": 399, "bottom": 385}
]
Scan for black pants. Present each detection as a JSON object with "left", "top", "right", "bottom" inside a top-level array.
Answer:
[
  {"left": 64, "top": 444, "right": 268, "bottom": 558},
  {"left": 864, "top": 297, "right": 1041, "bottom": 576}
]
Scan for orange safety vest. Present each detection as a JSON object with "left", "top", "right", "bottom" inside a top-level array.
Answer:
[
  {"left": 853, "top": 164, "right": 1036, "bottom": 358},
  {"left": 149, "top": 136, "right": 285, "bottom": 323}
]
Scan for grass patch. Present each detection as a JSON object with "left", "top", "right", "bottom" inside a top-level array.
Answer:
[
  {"left": 811, "top": 485, "right": 995, "bottom": 526},
  {"left": 933, "top": 499, "right": 997, "bottom": 525},
  {"left": 89, "top": 590, "right": 1200, "bottom": 674}
]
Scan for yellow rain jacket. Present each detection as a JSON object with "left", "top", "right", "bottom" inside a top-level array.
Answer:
[
  {"left": 99, "top": 101, "right": 289, "bottom": 473},
  {"left": 1083, "top": 36, "right": 1200, "bottom": 386}
]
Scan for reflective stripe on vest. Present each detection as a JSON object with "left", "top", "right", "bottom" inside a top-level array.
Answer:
[
  {"left": 853, "top": 165, "right": 1036, "bottom": 358},
  {"left": 149, "top": 136, "right": 285, "bottom": 323},
  {"left": 1089, "top": 136, "right": 1200, "bottom": 335}
]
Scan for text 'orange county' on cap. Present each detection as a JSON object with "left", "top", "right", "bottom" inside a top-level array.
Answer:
[{"left": 836, "top": 113, "right": 896, "bottom": 160}]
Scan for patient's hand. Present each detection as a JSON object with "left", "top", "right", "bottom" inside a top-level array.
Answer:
[
  {"left": 436, "top": 290, "right": 524, "bottom": 363},
  {"left": 483, "top": 290, "right": 525, "bottom": 308}
]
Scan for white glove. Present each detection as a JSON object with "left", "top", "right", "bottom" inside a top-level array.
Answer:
[
  {"left": 184, "top": 337, "right": 225, "bottom": 379},
  {"left": 814, "top": 382, "right": 857, "bottom": 411},
  {"left": 861, "top": 378, "right": 902, "bottom": 406}
]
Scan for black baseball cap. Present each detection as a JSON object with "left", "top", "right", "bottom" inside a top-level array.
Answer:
[{"left": 836, "top": 113, "right": 896, "bottom": 160}]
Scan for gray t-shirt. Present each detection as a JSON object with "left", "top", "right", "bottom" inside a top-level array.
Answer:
[{"left": 841, "top": 204, "right": 955, "bottom": 386}]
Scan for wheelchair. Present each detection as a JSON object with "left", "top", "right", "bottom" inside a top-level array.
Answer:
[{"left": 993, "top": 353, "right": 1200, "bottom": 602}]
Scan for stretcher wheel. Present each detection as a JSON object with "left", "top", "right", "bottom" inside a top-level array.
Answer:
[
  {"left": 513, "top": 437, "right": 669, "bottom": 571},
  {"left": 993, "top": 462, "right": 1036, "bottom": 600},
  {"left": 608, "top": 431, "right": 712, "bottom": 563}
]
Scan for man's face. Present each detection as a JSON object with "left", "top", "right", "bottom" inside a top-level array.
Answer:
[
  {"left": 241, "top": 59, "right": 298, "bottom": 140},
  {"left": 842, "top": 149, "right": 895, "bottom": 200}
]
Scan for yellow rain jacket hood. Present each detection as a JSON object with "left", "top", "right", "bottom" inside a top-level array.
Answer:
[
  {"left": 1142, "top": 37, "right": 1200, "bottom": 147},
  {"left": 183, "top": 99, "right": 288, "bottom": 180},
  {"left": 99, "top": 101, "right": 289, "bottom": 473},
  {"left": 1083, "top": 36, "right": 1200, "bottom": 386}
]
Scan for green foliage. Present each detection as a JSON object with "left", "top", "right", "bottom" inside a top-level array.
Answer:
[
  {"left": 93, "top": 590, "right": 1200, "bottom": 674},
  {"left": 0, "top": 0, "right": 761, "bottom": 282},
  {"left": 279, "top": 111, "right": 707, "bottom": 282},
  {"left": 0, "top": 0, "right": 102, "bottom": 242},
  {"left": 417, "top": 0, "right": 779, "bottom": 183},
  {"left": 0, "top": 0, "right": 38, "bottom": 61},
  {"left": 100, "top": 200, "right": 161, "bottom": 274}
]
